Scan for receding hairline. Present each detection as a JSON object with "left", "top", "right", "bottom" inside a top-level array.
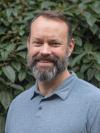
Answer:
[
  {"left": 28, "top": 11, "right": 72, "bottom": 43},
  {"left": 31, "top": 16, "right": 69, "bottom": 30},
  {"left": 31, "top": 11, "right": 71, "bottom": 30}
]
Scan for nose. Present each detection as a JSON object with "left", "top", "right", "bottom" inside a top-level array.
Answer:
[{"left": 40, "top": 44, "right": 51, "bottom": 56}]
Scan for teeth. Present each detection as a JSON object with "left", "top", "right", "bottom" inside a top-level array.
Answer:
[{"left": 40, "top": 61, "right": 50, "bottom": 63}]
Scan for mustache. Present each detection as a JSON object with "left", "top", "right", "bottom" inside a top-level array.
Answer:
[{"left": 31, "top": 55, "right": 59, "bottom": 65}]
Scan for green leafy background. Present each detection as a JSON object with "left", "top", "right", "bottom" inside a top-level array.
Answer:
[{"left": 0, "top": 0, "right": 100, "bottom": 132}]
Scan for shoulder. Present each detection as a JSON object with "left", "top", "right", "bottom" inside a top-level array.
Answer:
[
  {"left": 9, "top": 85, "right": 35, "bottom": 109},
  {"left": 71, "top": 76, "right": 100, "bottom": 119},
  {"left": 76, "top": 77, "right": 100, "bottom": 93},
  {"left": 74, "top": 76, "right": 100, "bottom": 102}
]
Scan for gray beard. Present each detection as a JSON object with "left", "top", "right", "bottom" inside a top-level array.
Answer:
[
  {"left": 32, "top": 65, "right": 57, "bottom": 81},
  {"left": 28, "top": 55, "right": 69, "bottom": 82}
]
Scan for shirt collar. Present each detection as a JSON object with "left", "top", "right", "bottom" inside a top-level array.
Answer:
[
  {"left": 53, "top": 72, "right": 77, "bottom": 100},
  {"left": 30, "top": 83, "right": 39, "bottom": 100},
  {"left": 31, "top": 72, "right": 77, "bottom": 101}
]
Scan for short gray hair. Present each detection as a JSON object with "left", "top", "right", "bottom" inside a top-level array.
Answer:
[{"left": 28, "top": 10, "right": 72, "bottom": 43}]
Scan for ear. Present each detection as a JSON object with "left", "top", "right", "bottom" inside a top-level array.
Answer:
[{"left": 67, "top": 38, "right": 75, "bottom": 57}]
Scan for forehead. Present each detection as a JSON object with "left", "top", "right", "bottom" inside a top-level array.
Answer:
[{"left": 30, "top": 16, "right": 68, "bottom": 39}]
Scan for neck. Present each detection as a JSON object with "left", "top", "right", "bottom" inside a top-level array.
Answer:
[{"left": 37, "top": 70, "right": 70, "bottom": 96}]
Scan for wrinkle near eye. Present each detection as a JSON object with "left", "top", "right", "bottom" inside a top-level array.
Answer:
[
  {"left": 48, "top": 40, "right": 63, "bottom": 47},
  {"left": 31, "top": 37, "right": 64, "bottom": 47},
  {"left": 32, "top": 38, "right": 44, "bottom": 46}
]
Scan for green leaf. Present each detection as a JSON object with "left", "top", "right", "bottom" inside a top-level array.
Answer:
[
  {"left": 90, "top": 1, "right": 100, "bottom": 14},
  {"left": 87, "top": 68, "right": 95, "bottom": 81},
  {"left": 90, "top": 24, "right": 98, "bottom": 35},
  {"left": 0, "top": 70, "right": 2, "bottom": 75},
  {"left": 84, "top": 43, "right": 93, "bottom": 53},
  {"left": 93, "top": 52, "right": 100, "bottom": 64},
  {"left": 12, "top": 8, "right": 18, "bottom": 17},
  {"left": 1, "top": 51, "right": 9, "bottom": 60},
  {"left": 11, "top": 62, "right": 21, "bottom": 71},
  {"left": 19, "top": 31, "right": 25, "bottom": 36},
  {"left": 18, "top": 70, "right": 26, "bottom": 81},
  {"left": 41, "top": 1, "right": 55, "bottom": 9},
  {"left": 17, "top": 51, "right": 27, "bottom": 59},
  {"left": 83, "top": 12, "right": 96, "bottom": 27},
  {"left": 10, "top": 84, "right": 24, "bottom": 91},
  {"left": 75, "top": 37, "right": 82, "bottom": 46},
  {"left": 95, "top": 71, "right": 100, "bottom": 81},
  {"left": 16, "top": 45, "right": 26, "bottom": 51},
  {"left": 77, "top": 72, "right": 84, "bottom": 79},
  {"left": 94, "top": 63, "right": 100, "bottom": 71},
  {"left": 6, "top": 8, "right": 13, "bottom": 17},
  {"left": 80, "top": 64, "right": 91, "bottom": 73},
  {"left": 6, "top": 43, "right": 16, "bottom": 53},
  {"left": 0, "top": 43, "right": 16, "bottom": 61},
  {"left": 79, "top": 3, "right": 87, "bottom": 11},
  {"left": 71, "top": 0, "right": 78, "bottom": 3},
  {"left": 2, "top": 66, "right": 16, "bottom": 82},
  {"left": 0, "top": 26, "right": 6, "bottom": 35},
  {"left": 71, "top": 53, "right": 86, "bottom": 67},
  {"left": 0, "top": 91, "right": 12, "bottom": 110},
  {"left": 0, "top": 115, "right": 5, "bottom": 133}
]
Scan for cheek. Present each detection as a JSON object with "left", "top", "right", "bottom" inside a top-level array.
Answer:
[
  {"left": 28, "top": 47, "right": 39, "bottom": 57},
  {"left": 52, "top": 48, "right": 67, "bottom": 58}
]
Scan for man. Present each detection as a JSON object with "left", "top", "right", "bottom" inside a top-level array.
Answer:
[{"left": 5, "top": 11, "right": 100, "bottom": 133}]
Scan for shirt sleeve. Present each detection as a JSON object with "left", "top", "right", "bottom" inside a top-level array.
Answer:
[
  {"left": 5, "top": 109, "right": 10, "bottom": 133},
  {"left": 5, "top": 101, "right": 15, "bottom": 133},
  {"left": 87, "top": 99, "right": 100, "bottom": 133}
]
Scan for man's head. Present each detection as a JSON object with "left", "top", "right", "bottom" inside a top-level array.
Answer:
[
  {"left": 27, "top": 11, "right": 74, "bottom": 82},
  {"left": 28, "top": 11, "right": 72, "bottom": 44}
]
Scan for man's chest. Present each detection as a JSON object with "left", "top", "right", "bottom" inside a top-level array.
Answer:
[{"left": 10, "top": 99, "right": 88, "bottom": 133}]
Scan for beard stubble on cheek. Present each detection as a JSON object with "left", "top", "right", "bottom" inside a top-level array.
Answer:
[{"left": 28, "top": 55, "right": 57, "bottom": 70}]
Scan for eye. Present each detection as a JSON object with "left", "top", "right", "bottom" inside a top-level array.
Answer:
[
  {"left": 52, "top": 43, "right": 60, "bottom": 47},
  {"left": 32, "top": 40, "right": 43, "bottom": 47},
  {"left": 49, "top": 41, "right": 61, "bottom": 47}
]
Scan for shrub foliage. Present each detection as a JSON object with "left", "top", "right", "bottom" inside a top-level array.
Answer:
[{"left": 0, "top": 0, "right": 100, "bottom": 132}]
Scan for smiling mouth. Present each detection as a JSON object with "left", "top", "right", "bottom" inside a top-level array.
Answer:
[
  {"left": 36, "top": 60, "right": 53, "bottom": 67},
  {"left": 39, "top": 60, "right": 52, "bottom": 63}
]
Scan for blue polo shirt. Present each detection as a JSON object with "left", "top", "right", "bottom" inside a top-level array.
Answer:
[{"left": 5, "top": 73, "right": 100, "bottom": 133}]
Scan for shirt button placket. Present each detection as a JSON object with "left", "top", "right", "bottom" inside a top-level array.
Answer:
[
  {"left": 38, "top": 98, "right": 43, "bottom": 111},
  {"left": 38, "top": 106, "right": 42, "bottom": 110}
]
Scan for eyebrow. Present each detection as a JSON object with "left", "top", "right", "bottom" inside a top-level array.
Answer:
[
  {"left": 48, "top": 39, "right": 61, "bottom": 42},
  {"left": 32, "top": 37, "right": 64, "bottom": 44},
  {"left": 32, "top": 37, "right": 43, "bottom": 41}
]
